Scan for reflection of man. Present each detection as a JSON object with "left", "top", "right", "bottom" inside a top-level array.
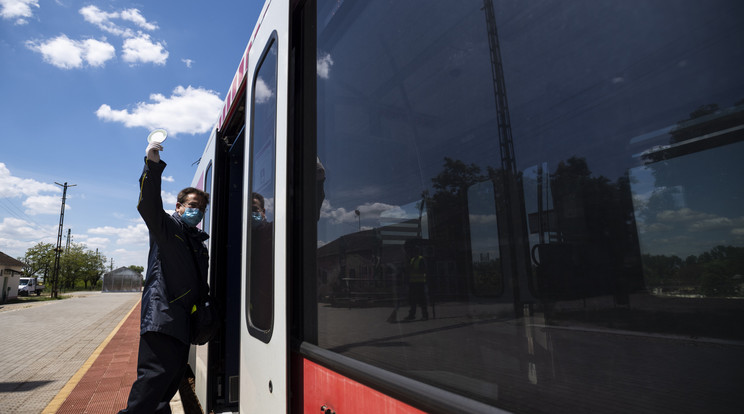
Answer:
[
  {"left": 250, "top": 192, "right": 273, "bottom": 329},
  {"left": 120, "top": 140, "right": 210, "bottom": 413},
  {"left": 404, "top": 240, "right": 428, "bottom": 321}
]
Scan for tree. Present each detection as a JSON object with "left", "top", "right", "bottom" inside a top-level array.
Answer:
[
  {"left": 81, "top": 251, "right": 107, "bottom": 289},
  {"left": 23, "top": 242, "right": 56, "bottom": 281},
  {"left": 57, "top": 243, "right": 108, "bottom": 290},
  {"left": 128, "top": 265, "right": 144, "bottom": 274}
]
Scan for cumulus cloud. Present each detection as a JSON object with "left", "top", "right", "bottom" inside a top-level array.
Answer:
[
  {"left": 96, "top": 85, "right": 223, "bottom": 135},
  {"left": 0, "top": 163, "right": 60, "bottom": 197},
  {"left": 26, "top": 35, "right": 115, "bottom": 69},
  {"left": 0, "top": 0, "right": 38, "bottom": 25},
  {"left": 23, "top": 195, "right": 67, "bottom": 216},
  {"left": 79, "top": 5, "right": 158, "bottom": 37},
  {"left": 0, "top": 217, "right": 57, "bottom": 258},
  {"left": 162, "top": 191, "right": 177, "bottom": 207},
  {"left": 122, "top": 33, "right": 168, "bottom": 65},
  {"left": 88, "top": 222, "right": 149, "bottom": 247}
]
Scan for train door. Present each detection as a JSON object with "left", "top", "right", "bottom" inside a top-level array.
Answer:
[{"left": 240, "top": 1, "right": 289, "bottom": 412}]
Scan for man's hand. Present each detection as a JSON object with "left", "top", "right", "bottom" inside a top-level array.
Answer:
[{"left": 146, "top": 142, "right": 163, "bottom": 163}]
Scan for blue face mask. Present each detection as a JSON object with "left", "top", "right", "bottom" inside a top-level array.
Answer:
[{"left": 182, "top": 208, "right": 204, "bottom": 227}]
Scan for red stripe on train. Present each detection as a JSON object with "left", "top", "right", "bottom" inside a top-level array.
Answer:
[{"left": 298, "top": 357, "right": 425, "bottom": 414}]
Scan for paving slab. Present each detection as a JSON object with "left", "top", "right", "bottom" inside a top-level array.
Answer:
[{"left": 0, "top": 292, "right": 140, "bottom": 414}]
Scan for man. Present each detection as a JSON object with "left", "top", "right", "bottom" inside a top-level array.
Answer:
[
  {"left": 404, "top": 239, "right": 428, "bottom": 321},
  {"left": 119, "top": 140, "right": 209, "bottom": 413}
]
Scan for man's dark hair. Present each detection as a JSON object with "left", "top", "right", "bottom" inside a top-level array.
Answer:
[
  {"left": 178, "top": 187, "right": 210, "bottom": 207},
  {"left": 252, "top": 192, "right": 265, "bottom": 209}
]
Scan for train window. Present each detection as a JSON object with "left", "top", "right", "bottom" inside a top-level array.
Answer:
[
  {"left": 310, "top": 0, "right": 744, "bottom": 412},
  {"left": 203, "top": 161, "right": 212, "bottom": 235},
  {"left": 247, "top": 37, "right": 278, "bottom": 340}
]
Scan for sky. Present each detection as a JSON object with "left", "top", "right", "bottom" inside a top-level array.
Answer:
[{"left": 0, "top": 0, "right": 262, "bottom": 272}]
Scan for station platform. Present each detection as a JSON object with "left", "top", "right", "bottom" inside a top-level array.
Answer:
[{"left": 42, "top": 301, "right": 186, "bottom": 414}]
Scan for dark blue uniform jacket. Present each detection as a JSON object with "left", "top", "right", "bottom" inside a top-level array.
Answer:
[{"left": 137, "top": 158, "right": 209, "bottom": 344}]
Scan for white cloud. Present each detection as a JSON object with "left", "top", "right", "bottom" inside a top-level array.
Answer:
[
  {"left": 120, "top": 8, "right": 158, "bottom": 31},
  {"left": 88, "top": 222, "right": 149, "bottom": 247},
  {"left": 182, "top": 58, "right": 193, "bottom": 68},
  {"left": 122, "top": 33, "right": 168, "bottom": 65},
  {"left": 317, "top": 53, "right": 333, "bottom": 79},
  {"left": 0, "top": 0, "right": 39, "bottom": 25},
  {"left": 162, "top": 191, "right": 177, "bottom": 207},
  {"left": 0, "top": 217, "right": 57, "bottom": 258},
  {"left": 0, "top": 163, "right": 60, "bottom": 197},
  {"left": 162, "top": 175, "right": 175, "bottom": 183},
  {"left": 23, "top": 195, "right": 67, "bottom": 216},
  {"left": 26, "top": 35, "right": 115, "bottom": 69},
  {"left": 79, "top": 5, "right": 158, "bottom": 37},
  {"left": 96, "top": 85, "right": 223, "bottom": 135}
]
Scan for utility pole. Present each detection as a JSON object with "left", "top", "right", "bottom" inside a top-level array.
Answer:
[
  {"left": 65, "top": 229, "right": 72, "bottom": 253},
  {"left": 51, "top": 182, "right": 76, "bottom": 298}
]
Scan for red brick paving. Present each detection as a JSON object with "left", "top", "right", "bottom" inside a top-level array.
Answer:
[{"left": 56, "top": 302, "right": 140, "bottom": 414}]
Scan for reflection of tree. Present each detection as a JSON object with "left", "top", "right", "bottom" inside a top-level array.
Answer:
[
  {"left": 642, "top": 245, "right": 744, "bottom": 297},
  {"left": 536, "top": 157, "right": 643, "bottom": 301},
  {"left": 425, "top": 158, "right": 486, "bottom": 298}
]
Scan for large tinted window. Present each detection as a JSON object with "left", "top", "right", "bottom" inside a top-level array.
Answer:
[{"left": 312, "top": 1, "right": 744, "bottom": 413}]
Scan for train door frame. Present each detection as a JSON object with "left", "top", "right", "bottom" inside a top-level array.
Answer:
[{"left": 239, "top": 0, "right": 290, "bottom": 412}]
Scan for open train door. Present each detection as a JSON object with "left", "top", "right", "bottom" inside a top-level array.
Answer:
[{"left": 240, "top": 0, "right": 290, "bottom": 412}]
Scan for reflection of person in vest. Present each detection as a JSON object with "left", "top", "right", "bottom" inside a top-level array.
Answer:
[{"left": 404, "top": 240, "right": 428, "bottom": 321}]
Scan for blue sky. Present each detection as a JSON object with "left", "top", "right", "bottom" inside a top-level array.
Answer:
[{"left": 0, "top": 0, "right": 262, "bottom": 272}]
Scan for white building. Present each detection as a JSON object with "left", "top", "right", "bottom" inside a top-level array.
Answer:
[{"left": 0, "top": 251, "right": 25, "bottom": 304}]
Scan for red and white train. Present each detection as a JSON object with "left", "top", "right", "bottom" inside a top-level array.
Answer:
[{"left": 189, "top": 0, "right": 744, "bottom": 412}]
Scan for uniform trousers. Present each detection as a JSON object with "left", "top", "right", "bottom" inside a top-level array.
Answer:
[{"left": 119, "top": 331, "right": 189, "bottom": 414}]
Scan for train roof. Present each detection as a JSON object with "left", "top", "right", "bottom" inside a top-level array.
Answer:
[{"left": 216, "top": 0, "right": 272, "bottom": 132}]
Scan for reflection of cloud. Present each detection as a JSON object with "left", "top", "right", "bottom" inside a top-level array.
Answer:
[
  {"left": 469, "top": 214, "right": 497, "bottom": 225},
  {"left": 689, "top": 217, "right": 734, "bottom": 232},
  {"left": 656, "top": 208, "right": 714, "bottom": 223},
  {"left": 646, "top": 222, "right": 673, "bottom": 233},
  {"left": 255, "top": 77, "right": 274, "bottom": 104},
  {"left": 317, "top": 53, "right": 333, "bottom": 79},
  {"left": 320, "top": 200, "right": 403, "bottom": 224}
]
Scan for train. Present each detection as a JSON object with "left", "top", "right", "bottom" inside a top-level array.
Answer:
[{"left": 188, "top": 0, "right": 744, "bottom": 413}]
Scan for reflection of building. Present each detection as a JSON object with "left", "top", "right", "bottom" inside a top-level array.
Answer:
[
  {"left": 0, "top": 251, "right": 24, "bottom": 303},
  {"left": 317, "top": 220, "right": 418, "bottom": 305},
  {"left": 102, "top": 267, "right": 142, "bottom": 292}
]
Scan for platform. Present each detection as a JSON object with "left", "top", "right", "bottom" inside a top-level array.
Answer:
[{"left": 42, "top": 301, "right": 185, "bottom": 414}]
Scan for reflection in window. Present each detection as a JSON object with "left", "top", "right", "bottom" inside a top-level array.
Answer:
[
  {"left": 311, "top": 0, "right": 744, "bottom": 412},
  {"left": 203, "top": 162, "right": 212, "bottom": 235},
  {"left": 631, "top": 136, "right": 744, "bottom": 298},
  {"left": 247, "top": 39, "right": 277, "bottom": 339}
]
